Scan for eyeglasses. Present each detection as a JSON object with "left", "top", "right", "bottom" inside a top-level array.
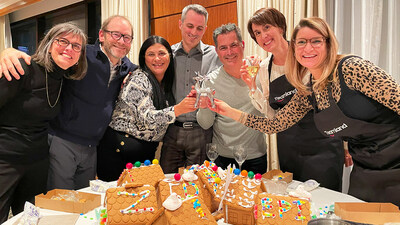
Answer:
[
  {"left": 54, "top": 38, "right": 82, "bottom": 52},
  {"left": 103, "top": 29, "right": 133, "bottom": 44},
  {"left": 145, "top": 51, "right": 169, "bottom": 59},
  {"left": 294, "top": 37, "right": 327, "bottom": 48}
]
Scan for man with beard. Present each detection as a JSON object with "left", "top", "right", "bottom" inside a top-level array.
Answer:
[
  {"left": 0, "top": 15, "right": 137, "bottom": 190},
  {"left": 160, "top": 4, "right": 221, "bottom": 173}
]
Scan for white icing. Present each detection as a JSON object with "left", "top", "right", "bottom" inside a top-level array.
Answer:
[
  {"left": 182, "top": 170, "right": 198, "bottom": 182},
  {"left": 162, "top": 193, "right": 182, "bottom": 211}
]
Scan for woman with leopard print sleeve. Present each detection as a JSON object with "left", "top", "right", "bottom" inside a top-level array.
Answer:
[{"left": 210, "top": 17, "right": 400, "bottom": 206}]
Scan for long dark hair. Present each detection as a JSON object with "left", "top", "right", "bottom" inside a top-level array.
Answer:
[{"left": 139, "top": 35, "right": 175, "bottom": 110}]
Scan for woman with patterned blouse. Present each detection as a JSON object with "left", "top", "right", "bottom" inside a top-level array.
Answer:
[
  {"left": 97, "top": 36, "right": 197, "bottom": 181},
  {"left": 210, "top": 17, "right": 400, "bottom": 206}
]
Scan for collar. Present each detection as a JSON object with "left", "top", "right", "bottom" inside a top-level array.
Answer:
[{"left": 173, "top": 40, "right": 205, "bottom": 55}]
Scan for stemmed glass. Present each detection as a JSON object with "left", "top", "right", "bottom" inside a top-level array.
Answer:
[
  {"left": 233, "top": 145, "right": 247, "bottom": 171},
  {"left": 206, "top": 143, "right": 219, "bottom": 164},
  {"left": 245, "top": 56, "right": 260, "bottom": 93}
]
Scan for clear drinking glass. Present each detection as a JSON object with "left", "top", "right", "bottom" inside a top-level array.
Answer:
[
  {"left": 245, "top": 56, "right": 260, "bottom": 93},
  {"left": 206, "top": 143, "right": 219, "bottom": 163},
  {"left": 233, "top": 145, "right": 247, "bottom": 171}
]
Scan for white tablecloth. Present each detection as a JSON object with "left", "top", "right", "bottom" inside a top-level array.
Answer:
[{"left": 3, "top": 180, "right": 362, "bottom": 225}]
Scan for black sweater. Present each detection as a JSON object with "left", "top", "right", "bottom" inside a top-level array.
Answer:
[{"left": 0, "top": 60, "right": 65, "bottom": 164}]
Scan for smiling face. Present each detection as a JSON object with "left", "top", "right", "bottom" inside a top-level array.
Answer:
[
  {"left": 252, "top": 23, "right": 285, "bottom": 53},
  {"left": 216, "top": 31, "right": 244, "bottom": 75},
  {"left": 294, "top": 27, "right": 327, "bottom": 78},
  {"left": 145, "top": 43, "right": 170, "bottom": 81},
  {"left": 179, "top": 9, "right": 207, "bottom": 53},
  {"left": 99, "top": 17, "right": 132, "bottom": 64},
  {"left": 49, "top": 33, "right": 82, "bottom": 70}
]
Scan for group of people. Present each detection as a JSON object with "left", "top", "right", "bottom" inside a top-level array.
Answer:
[{"left": 0, "top": 3, "right": 399, "bottom": 223}]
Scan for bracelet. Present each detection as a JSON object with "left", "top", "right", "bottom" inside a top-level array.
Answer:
[{"left": 238, "top": 112, "right": 247, "bottom": 124}]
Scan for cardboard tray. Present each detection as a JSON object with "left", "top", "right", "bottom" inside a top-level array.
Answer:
[
  {"left": 262, "top": 169, "right": 293, "bottom": 183},
  {"left": 35, "top": 189, "right": 101, "bottom": 214},
  {"left": 335, "top": 202, "right": 400, "bottom": 225}
]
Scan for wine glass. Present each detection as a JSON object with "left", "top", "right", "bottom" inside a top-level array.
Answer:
[
  {"left": 233, "top": 145, "right": 247, "bottom": 171},
  {"left": 245, "top": 56, "right": 260, "bottom": 93},
  {"left": 206, "top": 143, "right": 219, "bottom": 164}
]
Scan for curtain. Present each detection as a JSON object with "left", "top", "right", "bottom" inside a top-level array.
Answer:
[
  {"left": 237, "top": 0, "right": 326, "bottom": 171},
  {"left": 328, "top": 0, "right": 399, "bottom": 83},
  {"left": 0, "top": 15, "right": 12, "bottom": 52},
  {"left": 101, "top": 0, "right": 148, "bottom": 64}
]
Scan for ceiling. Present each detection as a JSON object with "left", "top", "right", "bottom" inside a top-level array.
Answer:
[{"left": 0, "top": 0, "right": 42, "bottom": 17}]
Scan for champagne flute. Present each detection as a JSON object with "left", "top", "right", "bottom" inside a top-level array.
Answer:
[
  {"left": 206, "top": 143, "right": 219, "bottom": 164},
  {"left": 233, "top": 145, "right": 247, "bottom": 171},
  {"left": 245, "top": 56, "right": 260, "bottom": 93}
]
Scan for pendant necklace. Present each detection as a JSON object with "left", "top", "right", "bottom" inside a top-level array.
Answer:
[{"left": 45, "top": 70, "right": 63, "bottom": 108}]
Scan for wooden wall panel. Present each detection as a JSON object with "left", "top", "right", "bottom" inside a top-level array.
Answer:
[
  {"left": 151, "top": 0, "right": 188, "bottom": 18},
  {"left": 151, "top": 14, "right": 182, "bottom": 46},
  {"left": 193, "top": 0, "right": 234, "bottom": 8},
  {"left": 151, "top": 1, "right": 237, "bottom": 47}
]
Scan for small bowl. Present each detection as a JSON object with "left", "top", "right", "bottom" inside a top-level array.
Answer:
[{"left": 308, "top": 218, "right": 351, "bottom": 225}]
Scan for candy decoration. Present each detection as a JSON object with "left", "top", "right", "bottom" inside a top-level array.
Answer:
[
  {"left": 248, "top": 171, "right": 255, "bottom": 179},
  {"left": 126, "top": 163, "right": 133, "bottom": 169},
  {"left": 204, "top": 160, "right": 210, "bottom": 167},
  {"left": 119, "top": 190, "right": 154, "bottom": 214},
  {"left": 233, "top": 168, "right": 240, "bottom": 175},
  {"left": 241, "top": 170, "right": 248, "bottom": 177},
  {"left": 182, "top": 182, "right": 199, "bottom": 198},
  {"left": 214, "top": 177, "right": 221, "bottom": 184},
  {"left": 212, "top": 165, "right": 218, "bottom": 171},
  {"left": 134, "top": 161, "right": 141, "bottom": 167},
  {"left": 152, "top": 159, "right": 159, "bottom": 164},
  {"left": 144, "top": 160, "right": 151, "bottom": 166},
  {"left": 255, "top": 173, "right": 262, "bottom": 180},
  {"left": 174, "top": 173, "right": 181, "bottom": 181}
]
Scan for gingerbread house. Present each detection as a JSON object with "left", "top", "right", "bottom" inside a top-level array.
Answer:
[
  {"left": 157, "top": 173, "right": 217, "bottom": 225},
  {"left": 196, "top": 162, "right": 266, "bottom": 225}
]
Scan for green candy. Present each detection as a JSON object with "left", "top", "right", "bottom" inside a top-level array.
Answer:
[
  {"left": 134, "top": 161, "right": 141, "bottom": 167},
  {"left": 248, "top": 171, "right": 255, "bottom": 179}
]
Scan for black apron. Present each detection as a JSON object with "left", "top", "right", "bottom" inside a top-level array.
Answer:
[
  {"left": 268, "top": 55, "right": 344, "bottom": 191},
  {"left": 311, "top": 56, "right": 400, "bottom": 206}
]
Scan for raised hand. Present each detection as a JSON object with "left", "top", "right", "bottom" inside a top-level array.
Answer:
[{"left": 0, "top": 48, "right": 31, "bottom": 81}]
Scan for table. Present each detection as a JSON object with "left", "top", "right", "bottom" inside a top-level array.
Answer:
[{"left": 3, "top": 180, "right": 362, "bottom": 225}]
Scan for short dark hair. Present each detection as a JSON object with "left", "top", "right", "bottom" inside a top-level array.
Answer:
[
  {"left": 213, "top": 23, "right": 242, "bottom": 47},
  {"left": 139, "top": 35, "right": 175, "bottom": 109},
  {"left": 101, "top": 15, "right": 133, "bottom": 37},
  {"left": 247, "top": 8, "right": 287, "bottom": 43},
  {"left": 181, "top": 4, "right": 208, "bottom": 24}
]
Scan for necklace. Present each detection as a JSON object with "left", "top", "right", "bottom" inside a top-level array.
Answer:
[{"left": 45, "top": 70, "right": 63, "bottom": 108}]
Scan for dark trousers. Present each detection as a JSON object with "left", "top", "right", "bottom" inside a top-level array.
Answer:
[
  {"left": 0, "top": 157, "right": 49, "bottom": 223},
  {"left": 214, "top": 154, "right": 268, "bottom": 174},
  {"left": 97, "top": 127, "right": 159, "bottom": 181},
  {"left": 160, "top": 124, "right": 212, "bottom": 173}
]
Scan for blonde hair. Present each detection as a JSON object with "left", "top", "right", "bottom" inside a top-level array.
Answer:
[
  {"left": 32, "top": 22, "right": 87, "bottom": 80},
  {"left": 286, "top": 17, "right": 345, "bottom": 95}
]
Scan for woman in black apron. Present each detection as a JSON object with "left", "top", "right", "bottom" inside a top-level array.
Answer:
[
  {"left": 243, "top": 8, "right": 344, "bottom": 191},
  {"left": 211, "top": 17, "right": 400, "bottom": 206}
]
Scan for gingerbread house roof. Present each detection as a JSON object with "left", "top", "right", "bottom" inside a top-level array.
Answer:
[
  {"left": 105, "top": 184, "right": 159, "bottom": 225},
  {"left": 117, "top": 164, "right": 165, "bottom": 187},
  {"left": 255, "top": 192, "right": 311, "bottom": 225}
]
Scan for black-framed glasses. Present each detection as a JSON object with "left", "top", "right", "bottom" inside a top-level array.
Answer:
[
  {"left": 103, "top": 29, "right": 133, "bottom": 44},
  {"left": 294, "top": 37, "right": 327, "bottom": 48},
  {"left": 54, "top": 38, "right": 82, "bottom": 52}
]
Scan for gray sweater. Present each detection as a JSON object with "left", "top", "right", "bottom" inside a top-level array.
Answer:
[{"left": 196, "top": 66, "right": 267, "bottom": 159}]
